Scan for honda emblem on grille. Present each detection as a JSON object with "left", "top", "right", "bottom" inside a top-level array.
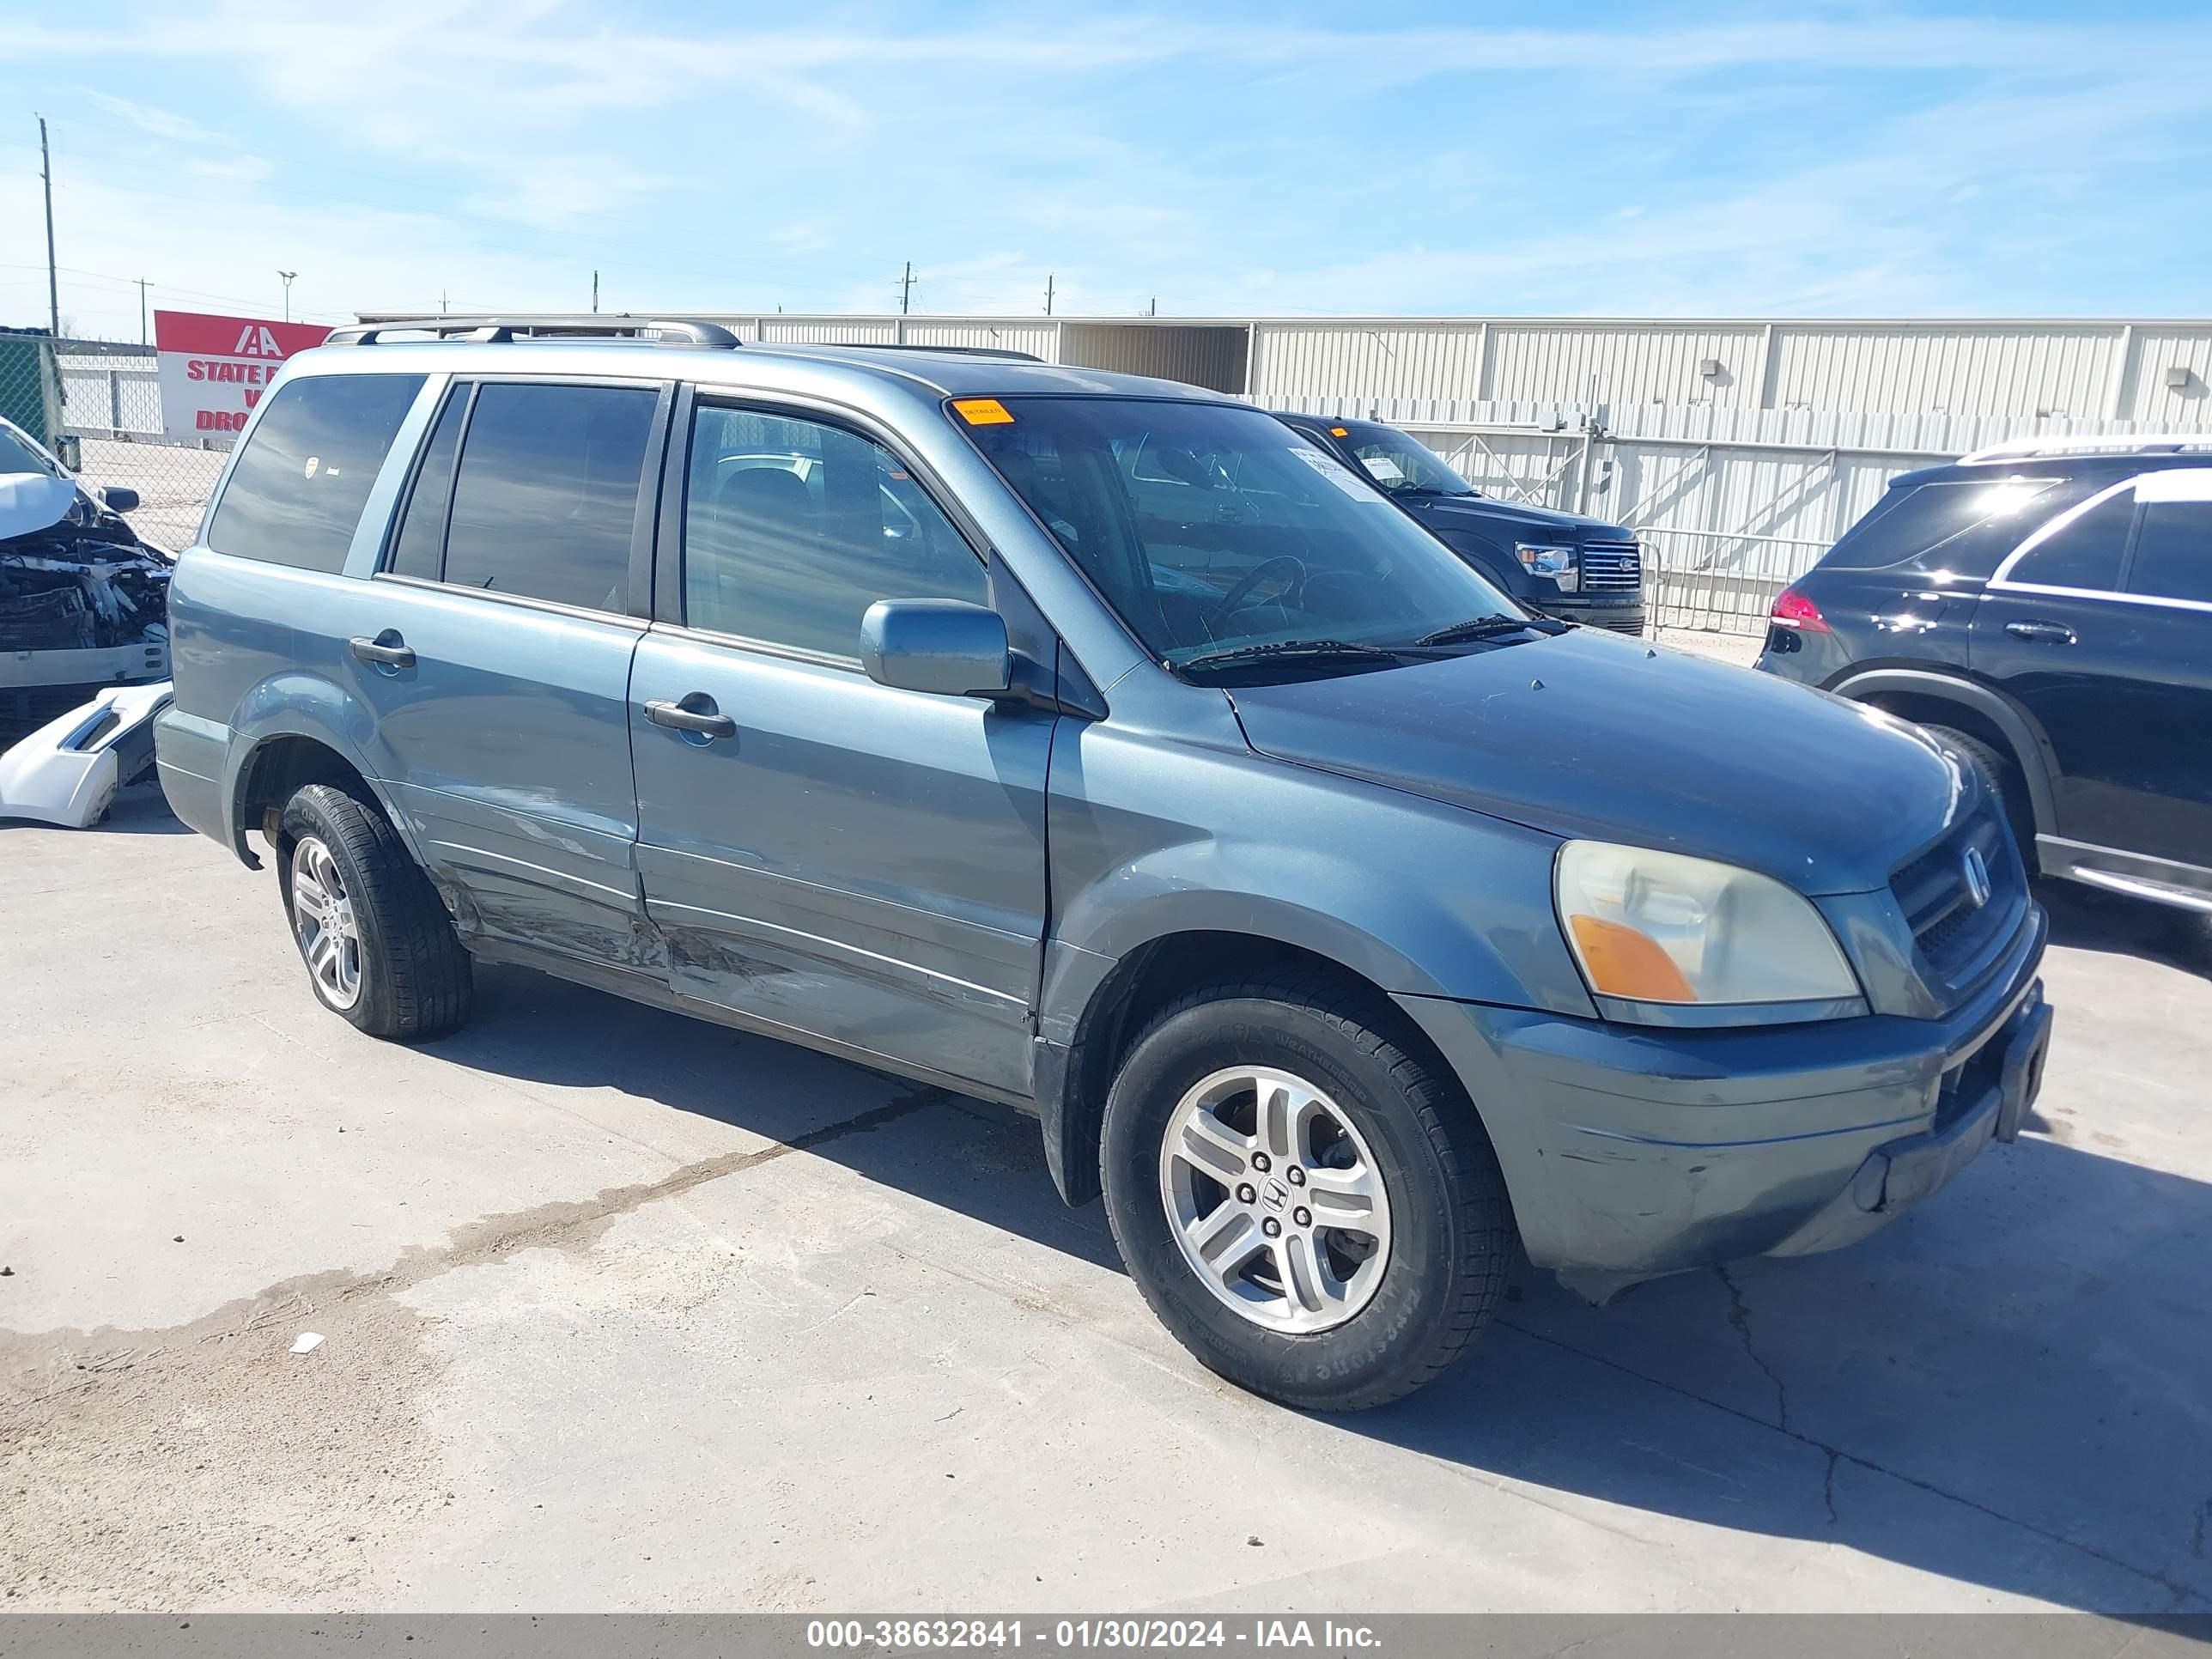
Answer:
[{"left": 1962, "top": 845, "right": 1992, "bottom": 908}]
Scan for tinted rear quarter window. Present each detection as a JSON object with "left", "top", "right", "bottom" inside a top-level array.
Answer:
[
  {"left": 441, "top": 383, "right": 658, "bottom": 611},
  {"left": 207, "top": 374, "right": 425, "bottom": 573},
  {"left": 2129, "top": 501, "right": 2212, "bottom": 605},
  {"left": 1823, "top": 477, "right": 2067, "bottom": 574}
]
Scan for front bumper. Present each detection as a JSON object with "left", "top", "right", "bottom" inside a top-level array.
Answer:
[
  {"left": 1540, "top": 595, "right": 1646, "bottom": 635},
  {"left": 1394, "top": 903, "right": 2049, "bottom": 1280}
]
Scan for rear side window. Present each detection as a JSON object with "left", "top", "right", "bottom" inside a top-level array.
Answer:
[
  {"left": 1823, "top": 478, "right": 2061, "bottom": 573},
  {"left": 207, "top": 374, "right": 424, "bottom": 573},
  {"left": 441, "top": 383, "right": 658, "bottom": 611},
  {"left": 385, "top": 383, "right": 470, "bottom": 580},
  {"left": 2130, "top": 501, "right": 2212, "bottom": 605},
  {"left": 2008, "top": 489, "right": 2134, "bottom": 592}
]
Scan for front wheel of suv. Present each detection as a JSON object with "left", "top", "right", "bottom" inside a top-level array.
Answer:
[
  {"left": 277, "top": 782, "right": 473, "bottom": 1042},
  {"left": 1099, "top": 973, "right": 1514, "bottom": 1411}
]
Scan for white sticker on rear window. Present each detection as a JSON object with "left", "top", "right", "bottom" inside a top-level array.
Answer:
[{"left": 1289, "top": 445, "right": 1383, "bottom": 501}]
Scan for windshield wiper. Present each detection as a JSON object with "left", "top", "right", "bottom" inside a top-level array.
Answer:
[
  {"left": 1176, "top": 638, "right": 1407, "bottom": 675},
  {"left": 1414, "top": 613, "right": 1537, "bottom": 647}
]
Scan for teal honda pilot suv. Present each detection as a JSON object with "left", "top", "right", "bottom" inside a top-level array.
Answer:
[{"left": 156, "top": 315, "right": 2052, "bottom": 1410}]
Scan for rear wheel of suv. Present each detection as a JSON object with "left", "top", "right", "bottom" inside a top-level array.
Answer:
[
  {"left": 277, "top": 782, "right": 472, "bottom": 1042},
  {"left": 1924, "top": 724, "right": 2036, "bottom": 868},
  {"left": 1099, "top": 973, "right": 1513, "bottom": 1411}
]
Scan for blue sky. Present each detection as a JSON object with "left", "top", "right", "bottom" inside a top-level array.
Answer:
[{"left": 7, "top": 2, "right": 2212, "bottom": 339}]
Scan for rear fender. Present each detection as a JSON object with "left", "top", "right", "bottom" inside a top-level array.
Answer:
[{"left": 221, "top": 672, "right": 422, "bottom": 870}]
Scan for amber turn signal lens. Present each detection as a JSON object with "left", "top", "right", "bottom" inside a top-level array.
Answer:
[
  {"left": 1567, "top": 915, "right": 1698, "bottom": 1002},
  {"left": 951, "top": 398, "right": 1016, "bottom": 425}
]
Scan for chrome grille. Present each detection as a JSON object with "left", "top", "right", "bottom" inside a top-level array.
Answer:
[
  {"left": 1890, "top": 802, "right": 2024, "bottom": 990},
  {"left": 1577, "top": 539, "right": 1643, "bottom": 592}
]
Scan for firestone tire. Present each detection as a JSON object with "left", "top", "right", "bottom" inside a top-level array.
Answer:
[
  {"left": 276, "top": 782, "right": 472, "bottom": 1042},
  {"left": 1100, "top": 972, "right": 1514, "bottom": 1412}
]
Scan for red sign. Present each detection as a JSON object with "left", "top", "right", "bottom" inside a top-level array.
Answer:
[{"left": 154, "top": 309, "right": 331, "bottom": 438}]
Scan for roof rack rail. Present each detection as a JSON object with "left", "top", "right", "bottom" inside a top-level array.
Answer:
[
  {"left": 326, "top": 314, "right": 742, "bottom": 349},
  {"left": 807, "top": 343, "right": 1043, "bottom": 362},
  {"left": 1959, "top": 432, "right": 2212, "bottom": 465}
]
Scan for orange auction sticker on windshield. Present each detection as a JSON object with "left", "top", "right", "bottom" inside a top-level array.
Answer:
[{"left": 952, "top": 398, "right": 1015, "bottom": 425}]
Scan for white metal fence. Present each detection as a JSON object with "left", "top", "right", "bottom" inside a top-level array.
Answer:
[{"left": 1269, "top": 399, "right": 2212, "bottom": 635}]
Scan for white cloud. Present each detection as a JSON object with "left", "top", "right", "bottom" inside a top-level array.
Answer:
[{"left": 9, "top": 4, "right": 2211, "bottom": 337}]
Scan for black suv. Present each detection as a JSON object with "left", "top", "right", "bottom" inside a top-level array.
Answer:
[
  {"left": 1757, "top": 437, "right": 2212, "bottom": 915},
  {"left": 1273, "top": 414, "right": 1646, "bottom": 634}
]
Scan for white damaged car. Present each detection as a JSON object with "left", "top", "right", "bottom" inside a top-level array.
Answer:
[
  {"left": 0, "top": 417, "right": 173, "bottom": 826},
  {"left": 1, "top": 416, "right": 171, "bottom": 716}
]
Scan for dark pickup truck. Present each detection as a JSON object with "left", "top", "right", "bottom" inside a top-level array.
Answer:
[{"left": 1273, "top": 413, "right": 1646, "bottom": 635}]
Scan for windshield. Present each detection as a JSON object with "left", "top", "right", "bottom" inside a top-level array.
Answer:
[
  {"left": 965, "top": 399, "right": 1520, "bottom": 669},
  {"left": 1338, "top": 423, "right": 1477, "bottom": 497},
  {"left": 0, "top": 423, "right": 61, "bottom": 478}
]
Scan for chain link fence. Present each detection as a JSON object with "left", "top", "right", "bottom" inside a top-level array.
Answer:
[{"left": 2, "top": 331, "right": 229, "bottom": 551}]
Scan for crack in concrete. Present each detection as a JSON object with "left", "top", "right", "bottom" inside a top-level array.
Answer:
[
  {"left": 1500, "top": 1316, "right": 2206, "bottom": 1610},
  {"left": 2, "top": 1084, "right": 954, "bottom": 1412},
  {"left": 1715, "top": 1263, "right": 1790, "bottom": 1433},
  {"left": 1, "top": 1082, "right": 959, "bottom": 1608}
]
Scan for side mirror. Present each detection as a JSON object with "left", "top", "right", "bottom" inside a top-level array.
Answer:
[
  {"left": 860, "top": 599, "right": 1012, "bottom": 699},
  {"left": 99, "top": 485, "right": 140, "bottom": 514}
]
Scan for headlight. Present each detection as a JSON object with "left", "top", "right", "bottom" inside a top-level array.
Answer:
[
  {"left": 1555, "top": 841, "right": 1860, "bottom": 1006},
  {"left": 1516, "top": 544, "right": 1577, "bottom": 589}
]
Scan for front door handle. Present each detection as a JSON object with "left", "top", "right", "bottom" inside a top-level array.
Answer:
[
  {"left": 2004, "top": 619, "right": 2077, "bottom": 645},
  {"left": 644, "top": 696, "right": 737, "bottom": 740},
  {"left": 349, "top": 631, "right": 415, "bottom": 669}
]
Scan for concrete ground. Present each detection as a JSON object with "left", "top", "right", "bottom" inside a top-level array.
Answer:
[{"left": 4, "top": 687, "right": 2210, "bottom": 1613}]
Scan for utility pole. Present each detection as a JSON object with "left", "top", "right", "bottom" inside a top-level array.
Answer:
[
  {"left": 277, "top": 270, "right": 297, "bottom": 322},
  {"left": 1043, "top": 273, "right": 1054, "bottom": 317},
  {"left": 592, "top": 270, "right": 599, "bottom": 313},
  {"left": 38, "top": 116, "right": 60, "bottom": 341},
  {"left": 137, "top": 279, "right": 150, "bottom": 345},
  {"left": 1148, "top": 297, "right": 1157, "bottom": 317},
  {"left": 899, "top": 261, "right": 915, "bottom": 315}
]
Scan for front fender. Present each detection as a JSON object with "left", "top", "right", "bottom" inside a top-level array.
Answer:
[{"left": 1043, "top": 839, "right": 1592, "bottom": 1040}]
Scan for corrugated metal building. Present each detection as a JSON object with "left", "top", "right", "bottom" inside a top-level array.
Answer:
[
  {"left": 673, "top": 313, "right": 2212, "bottom": 633},
  {"left": 691, "top": 313, "right": 2212, "bottom": 427},
  {"left": 362, "top": 308, "right": 2212, "bottom": 632}
]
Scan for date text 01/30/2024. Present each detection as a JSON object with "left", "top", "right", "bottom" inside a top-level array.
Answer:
[{"left": 805, "top": 1620, "right": 1382, "bottom": 1650}]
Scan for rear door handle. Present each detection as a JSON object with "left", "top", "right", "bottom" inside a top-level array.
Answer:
[
  {"left": 2004, "top": 619, "right": 2077, "bottom": 645},
  {"left": 644, "top": 696, "right": 737, "bottom": 740},
  {"left": 349, "top": 632, "right": 415, "bottom": 669}
]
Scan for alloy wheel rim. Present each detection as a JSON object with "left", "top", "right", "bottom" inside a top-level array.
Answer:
[
  {"left": 290, "top": 836, "right": 362, "bottom": 1011},
  {"left": 1157, "top": 1065, "right": 1392, "bottom": 1334}
]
